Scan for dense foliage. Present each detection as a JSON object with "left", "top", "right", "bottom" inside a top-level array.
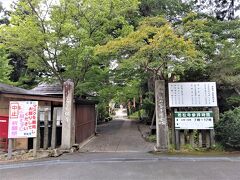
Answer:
[
  {"left": 0, "top": 0, "right": 139, "bottom": 89},
  {"left": 215, "top": 108, "right": 240, "bottom": 149},
  {"left": 0, "top": 47, "right": 12, "bottom": 83},
  {"left": 0, "top": 0, "right": 240, "bottom": 122}
]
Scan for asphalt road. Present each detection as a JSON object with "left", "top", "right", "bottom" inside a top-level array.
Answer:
[
  {"left": 1, "top": 116, "right": 240, "bottom": 180},
  {"left": 80, "top": 117, "right": 154, "bottom": 152},
  {"left": 1, "top": 153, "right": 240, "bottom": 180}
]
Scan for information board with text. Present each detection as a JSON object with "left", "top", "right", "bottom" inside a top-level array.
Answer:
[
  {"left": 8, "top": 101, "right": 38, "bottom": 138},
  {"left": 168, "top": 82, "right": 217, "bottom": 107},
  {"left": 175, "top": 111, "right": 214, "bottom": 129}
]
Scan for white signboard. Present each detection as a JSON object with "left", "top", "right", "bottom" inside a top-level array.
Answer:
[
  {"left": 175, "top": 111, "right": 214, "bottom": 129},
  {"left": 8, "top": 101, "right": 38, "bottom": 138},
  {"left": 168, "top": 82, "right": 217, "bottom": 107}
]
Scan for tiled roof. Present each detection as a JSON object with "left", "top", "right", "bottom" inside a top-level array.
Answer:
[
  {"left": 0, "top": 83, "right": 32, "bottom": 94},
  {"left": 31, "top": 83, "right": 63, "bottom": 95}
]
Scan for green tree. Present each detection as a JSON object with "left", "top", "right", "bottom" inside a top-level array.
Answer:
[
  {"left": 96, "top": 16, "right": 199, "bottom": 120},
  {"left": 0, "top": 46, "right": 12, "bottom": 83},
  {"left": 179, "top": 13, "right": 240, "bottom": 110},
  {"left": 96, "top": 17, "right": 198, "bottom": 82},
  {"left": 215, "top": 108, "right": 240, "bottom": 149},
  {"left": 0, "top": 0, "right": 139, "bottom": 94},
  {"left": 139, "top": 0, "right": 192, "bottom": 18},
  {"left": 210, "top": 41, "right": 240, "bottom": 92}
]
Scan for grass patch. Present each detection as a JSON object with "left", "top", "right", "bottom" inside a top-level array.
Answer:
[
  {"left": 168, "top": 144, "right": 225, "bottom": 153},
  {"left": 150, "top": 143, "right": 229, "bottom": 156},
  {"left": 146, "top": 135, "right": 156, "bottom": 142},
  {"left": 147, "top": 140, "right": 230, "bottom": 156},
  {"left": 128, "top": 109, "right": 146, "bottom": 120}
]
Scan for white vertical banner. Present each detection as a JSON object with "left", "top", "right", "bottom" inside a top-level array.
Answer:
[{"left": 8, "top": 101, "right": 38, "bottom": 138}]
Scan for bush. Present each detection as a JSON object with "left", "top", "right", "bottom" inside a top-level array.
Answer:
[
  {"left": 97, "top": 103, "right": 109, "bottom": 122},
  {"left": 146, "top": 135, "right": 156, "bottom": 142},
  {"left": 215, "top": 108, "right": 240, "bottom": 150},
  {"left": 128, "top": 109, "right": 146, "bottom": 120}
]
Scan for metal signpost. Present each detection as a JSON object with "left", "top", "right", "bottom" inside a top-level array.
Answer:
[{"left": 8, "top": 101, "right": 38, "bottom": 159}]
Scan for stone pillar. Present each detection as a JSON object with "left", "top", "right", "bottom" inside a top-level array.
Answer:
[
  {"left": 155, "top": 80, "right": 169, "bottom": 151},
  {"left": 61, "top": 80, "right": 74, "bottom": 149}
]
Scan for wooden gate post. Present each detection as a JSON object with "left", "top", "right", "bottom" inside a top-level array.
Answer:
[
  {"left": 171, "top": 109, "right": 175, "bottom": 145},
  {"left": 7, "top": 138, "right": 13, "bottom": 159},
  {"left": 210, "top": 107, "right": 219, "bottom": 147},
  {"left": 199, "top": 131, "right": 203, "bottom": 148},
  {"left": 37, "top": 112, "right": 41, "bottom": 149},
  {"left": 175, "top": 130, "right": 180, "bottom": 150},
  {"left": 180, "top": 131, "right": 185, "bottom": 147},
  {"left": 51, "top": 108, "right": 57, "bottom": 149},
  {"left": 43, "top": 109, "right": 49, "bottom": 149},
  {"left": 155, "top": 80, "right": 169, "bottom": 151},
  {"left": 189, "top": 130, "right": 195, "bottom": 147}
]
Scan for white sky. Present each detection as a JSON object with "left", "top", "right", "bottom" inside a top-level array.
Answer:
[
  {"left": 0, "top": 0, "right": 14, "bottom": 9},
  {"left": 1, "top": 0, "right": 239, "bottom": 16}
]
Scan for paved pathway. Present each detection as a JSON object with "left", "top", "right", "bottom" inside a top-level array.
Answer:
[{"left": 80, "top": 117, "right": 154, "bottom": 152}]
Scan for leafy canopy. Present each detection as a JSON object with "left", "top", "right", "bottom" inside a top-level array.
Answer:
[
  {"left": 0, "top": 0, "right": 139, "bottom": 94},
  {"left": 96, "top": 16, "right": 198, "bottom": 81},
  {"left": 0, "top": 46, "right": 12, "bottom": 83}
]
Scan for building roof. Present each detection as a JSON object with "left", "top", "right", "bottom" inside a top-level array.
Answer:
[
  {"left": 0, "top": 83, "right": 32, "bottom": 94},
  {"left": 0, "top": 82, "right": 62, "bottom": 102},
  {"left": 0, "top": 82, "right": 97, "bottom": 104},
  {"left": 31, "top": 83, "right": 63, "bottom": 95}
]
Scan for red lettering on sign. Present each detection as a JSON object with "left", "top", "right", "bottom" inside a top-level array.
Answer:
[{"left": 10, "top": 103, "right": 19, "bottom": 118}]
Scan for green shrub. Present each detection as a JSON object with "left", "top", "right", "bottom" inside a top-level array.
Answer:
[
  {"left": 146, "top": 135, "right": 156, "bottom": 142},
  {"left": 128, "top": 109, "right": 146, "bottom": 119},
  {"left": 97, "top": 103, "right": 109, "bottom": 122},
  {"left": 215, "top": 108, "right": 240, "bottom": 150}
]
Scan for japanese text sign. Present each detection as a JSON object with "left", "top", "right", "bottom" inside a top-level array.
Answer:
[
  {"left": 8, "top": 101, "right": 38, "bottom": 138},
  {"left": 175, "top": 111, "right": 214, "bottom": 129},
  {"left": 168, "top": 82, "right": 217, "bottom": 107}
]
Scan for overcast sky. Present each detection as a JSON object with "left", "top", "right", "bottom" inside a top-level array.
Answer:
[
  {"left": 1, "top": 0, "right": 239, "bottom": 17},
  {"left": 0, "top": 0, "right": 14, "bottom": 9}
]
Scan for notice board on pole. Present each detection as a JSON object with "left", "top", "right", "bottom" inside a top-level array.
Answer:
[
  {"left": 8, "top": 101, "right": 38, "bottom": 138},
  {"left": 168, "top": 82, "right": 217, "bottom": 107}
]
